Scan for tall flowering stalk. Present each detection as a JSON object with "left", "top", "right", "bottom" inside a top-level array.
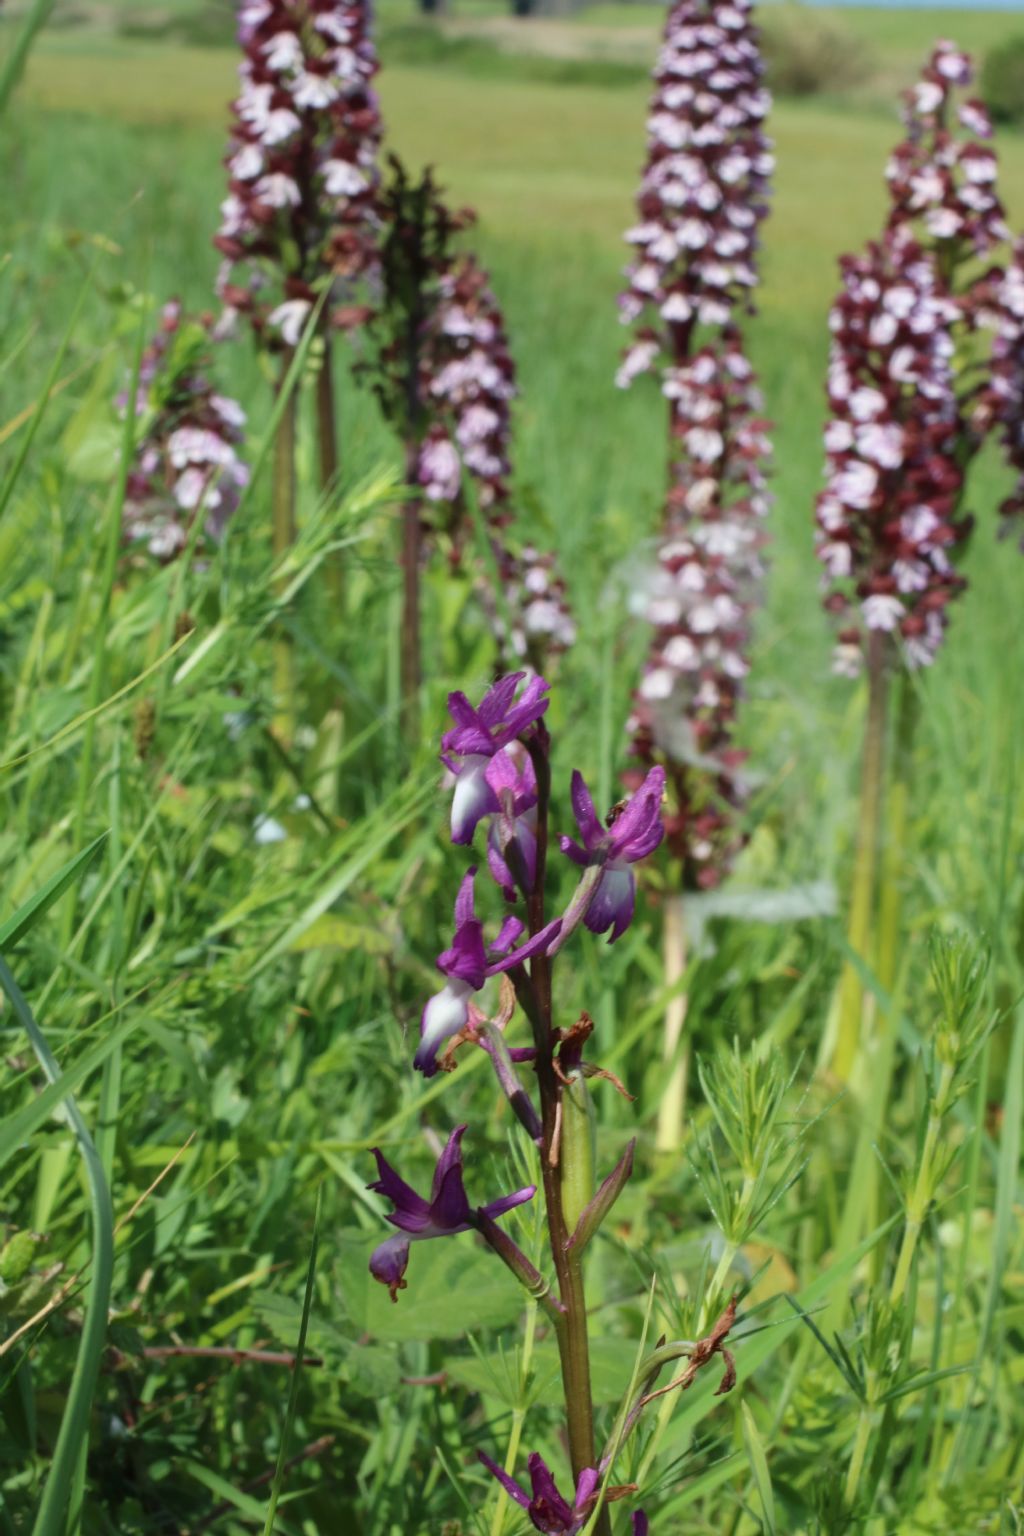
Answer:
[
  {"left": 619, "top": 0, "right": 773, "bottom": 1151},
  {"left": 214, "top": 0, "right": 381, "bottom": 724},
  {"left": 366, "top": 674, "right": 739, "bottom": 1530},
  {"left": 121, "top": 301, "right": 249, "bottom": 564},
  {"left": 816, "top": 42, "right": 1022, "bottom": 1080},
  {"left": 366, "top": 159, "right": 574, "bottom": 729}
]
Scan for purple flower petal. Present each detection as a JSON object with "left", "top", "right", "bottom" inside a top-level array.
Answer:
[
  {"left": 368, "top": 1149, "right": 431, "bottom": 1222},
  {"left": 558, "top": 835, "right": 592, "bottom": 868},
  {"left": 489, "top": 914, "right": 525, "bottom": 955},
  {"left": 573, "top": 1468, "right": 600, "bottom": 1514},
  {"left": 499, "top": 674, "right": 550, "bottom": 742},
  {"left": 583, "top": 865, "right": 636, "bottom": 943},
  {"left": 569, "top": 770, "right": 603, "bottom": 849},
  {"left": 451, "top": 756, "right": 499, "bottom": 844},
  {"left": 487, "top": 831, "right": 518, "bottom": 900},
  {"left": 632, "top": 1514, "right": 649, "bottom": 1536},
  {"left": 527, "top": 1453, "right": 576, "bottom": 1532},
  {"left": 453, "top": 868, "right": 478, "bottom": 927},
  {"left": 369, "top": 1233, "right": 410, "bottom": 1302},
  {"left": 478, "top": 1450, "right": 530, "bottom": 1509},
  {"left": 429, "top": 1125, "right": 469, "bottom": 1209},
  {"left": 414, "top": 980, "right": 474, "bottom": 1076},
  {"left": 608, "top": 765, "right": 666, "bottom": 861},
  {"left": 477, "top": 672, "right": 525, "bottom": 726},
  {"left": 485, "top": 918, "right": 562, "bottom": 975},
  {"left": 478, "top": 1181, "right": 536, "bottom": 1222}
]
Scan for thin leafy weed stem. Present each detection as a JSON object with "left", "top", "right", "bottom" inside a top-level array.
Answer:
[
  {"left": 843, "top": 1364, "right": 879, "bottom": 1509},
  {"left": 488, "top": 1297, "right": 539, "bottom": 1536}
]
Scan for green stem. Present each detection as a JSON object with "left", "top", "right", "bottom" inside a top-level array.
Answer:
[
  {"left": 833, "top": 631, "right": 889, "bottom": 1082},
  {"left": 272, "top": 349, "right": 298, "bottom": 744},
  {"left": 0, "top": 956, "right": 114, "bottom": 1536},
  {"left": 315, "top": 327, "right": 345, "bottom": 611},
  {"left": 890, "top": 1063, "right": 954, "bottom": 1308},
  {"left": 655, "top": 889, "right": 689, "bottom": 1153},
  {"left": 520, "top": 737, "right": 606, "bottom": 1532},
  {"left": 844, "top": 1383, "right": 876, "bottom": 1509},
  {"left": 399, "top": 444, "right": 422, "bottom": 743}
]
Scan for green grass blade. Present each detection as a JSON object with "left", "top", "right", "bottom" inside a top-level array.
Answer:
[
  {"left": 0, "top": 956, "right": 114, "bottom": 1536},
  {"left": 0, "top": 0, "right": 54, "bottom": 115},
  {"left": 741, "top": 1400, "right": 777, "bottom": 1535},
  {"left": 262, "top": 1186, "right": 322, "bottom": 1536},
  {"left": 0, "top": 833, "right": 108, "bottom": 949}
]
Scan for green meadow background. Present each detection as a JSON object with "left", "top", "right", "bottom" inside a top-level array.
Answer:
[{"left": 1, "top": 3, "right": 1023, "bottom": 1532}]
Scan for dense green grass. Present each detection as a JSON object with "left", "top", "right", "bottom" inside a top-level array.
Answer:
[{"left": 2, "top": 8, "right": 1023, "bottom": 1535}]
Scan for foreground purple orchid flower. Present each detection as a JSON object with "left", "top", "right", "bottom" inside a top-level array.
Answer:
[
  {"left": 414, "top": 869, "right": 561, "bottom": 1076},
  {"left": 368, "top": 1125, "right": 534, "bottom": 1301},
  {"left": 486, "top": 747, "right": 539, "bottom": 899},
  {"left": 441, "top": 672, "right": 550, "bottom": 844},
  {"left": 478, "top": 1451, "right": 600, "bottom": 1536},
  {"left": 560, "top": 766, "right": 667, "bottom": 942}
]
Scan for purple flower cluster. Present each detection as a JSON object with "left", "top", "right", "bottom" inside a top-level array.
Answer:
[
  {"left": 627, "top": 336, "right": 770, "bottom": 883},
  {"left": 618, "top": 0, "right": 772, "bottom": 385},
  {"left": 214, "top": 0, "right": 381, "bottom": 347},
  {"left": 122, "top": 302, "right": 249, "bottom": 562},
  {"left": 815, "top": 43, "right": 1022, "bottom": 674}
]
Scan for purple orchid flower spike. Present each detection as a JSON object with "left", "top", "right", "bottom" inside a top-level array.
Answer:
[
  {"left": 414, "top": 869, "right": 561, "bottom": 1076},
  {"left": 368, "top": 1125, "right": 535, "bottom": 1302},
  {"left": 441, "top": 671, "right": 550, "bottom": 845},
  {"left": 486, "top": 746, "right": 538, "bottom": 899},
  {"left": 559, "top": 765, "right": 667, "bottom": 942},
  {"left": 478, "top": 1451, "right": 600, "bottom": 1536}
]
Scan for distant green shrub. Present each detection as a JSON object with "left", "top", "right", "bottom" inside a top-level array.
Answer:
[
  {"left": 116, "top": 2, "right": 235, "bottom": 48},
  {"left": 981, "top": 36, "right": 1024, "bottom": 124},
  {"left": 380, "top": 22, "right": 644, "bottom": 89},
  {"left": 761, "top": 3, "right": 873, "bottom": 98}
]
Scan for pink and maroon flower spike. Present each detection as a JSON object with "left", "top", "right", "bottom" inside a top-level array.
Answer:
[
  {"left": 368, "top": 1125, "right": 535, "bottom": 1301},
  {"left": 886, "top": 40, "right": 1008, "bottom": 257},
  {"left": 214, "top": 0, "right": 381, "bottom": 347},
  {"left": 627, "top": 334, "right": 770, "bottom": 887},
  {"left": 417, "top": 249, "right": 577, "bottom": 663},
  {"left": 619, "top": 0, "right": 773, "bottom": 387},
  {"left": 122, "top": 301, "right": 249, "bottom": 562},
  {"left": 559, "top": 765, "right": 666, "bottom": 942},
  {"left": 414, "top": 869, "right": 561, "bottom": 1076},
  {"left": 815, "top": 233, "right": 970, "bottom": 676},
  {"left": 815, "top": 42, "right": 1022, "bottom": 675}
]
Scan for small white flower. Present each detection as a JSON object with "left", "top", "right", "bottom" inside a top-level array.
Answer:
[
  {"left": 292, "top": 72, "right": 339, "bottom": 110},
  {"left": 230, "top": 143, "right": 264, "bottom": 181},
  {"left": 256, "top": 173, "right": 301, "bottom": 209},
  {"left": 322, "top": 159, "right": 368, "bottom": 198},
  {"left": 268, "top": 299, "right": 312, "bottom": 347},
  {"left": 263, "top": 31, "right": 303, "bottom": 73},
  {"left": 862, "top": 593, "right": 905, "bottom": 631}
]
